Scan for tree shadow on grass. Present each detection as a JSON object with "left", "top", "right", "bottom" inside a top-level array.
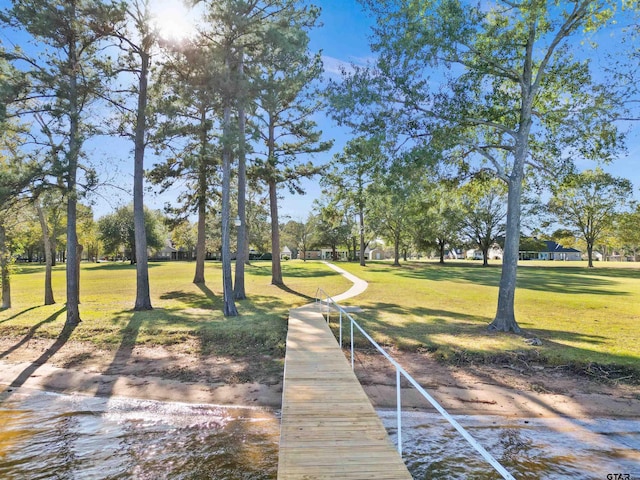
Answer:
[
  {"left": 345, "top": 301, "right": 635, "bottom": 375},
  {"left": 386, "top": 261, "right": 628, "bottom": 296},
  {"left": 247, "top": 262, "right": 340, "bottom": 279},
  {"left": 0, "top": 307, "right": 66, "bottom": 360},
  {"left": 0, "top": 305, "right": 43, "bottom": 324},
  {"left": 160, "top": 289, "right": 222, "bottom": 310},
  {"left": 272, "top": 284, "right": 314, "bottom": 302},
  {"left": 1, "top": 308, "right": 75, "bottom": 395},
  {"left": 82, "top": 262, "right": 160, "bottom": 271},
  {"left": 195, "top": 283, "right": 218, "bottom": 303}
]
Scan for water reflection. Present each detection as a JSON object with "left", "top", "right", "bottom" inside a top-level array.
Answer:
[
  {"left": 0, "top": 389, "right": 279, "bottom": 479},
  {"left": 380, "top": 410, "right": 640, "bottom": 479}
]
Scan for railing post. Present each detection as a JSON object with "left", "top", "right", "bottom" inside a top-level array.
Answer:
[
  {"left": 339, "top": 309, "right": 343, "bottom": 347},
  {"left": 350, "top": 317, "right": 354, "bottom": 370},
  {"left": 324, "top": 296, "right": 328, "bottom": 322},
  {"left": 396, "top": 367, "right": 402, "bottom": 456}
]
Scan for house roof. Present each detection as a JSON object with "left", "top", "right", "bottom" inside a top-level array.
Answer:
[{"left": 543, "top": 240, "right": 580, "bottom": 253}]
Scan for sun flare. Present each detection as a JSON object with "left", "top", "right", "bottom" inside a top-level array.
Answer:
[{"left": 152, "top": 0, "right": 196, "bottom": 41}]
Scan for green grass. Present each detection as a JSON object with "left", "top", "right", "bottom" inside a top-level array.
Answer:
[
  {"left": 0, "top": 260, "right": 351, "bottom": 358},
  {"left": 3, "top": 258, "right": 639, "bottom": 383},
  {"left": 334, "top": 260, "right": 640, "bottom": 380}
]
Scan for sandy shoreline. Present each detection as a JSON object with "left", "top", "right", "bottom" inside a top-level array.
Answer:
[{"left": 1, "top": 337, "right": 638, "bottom": 420}]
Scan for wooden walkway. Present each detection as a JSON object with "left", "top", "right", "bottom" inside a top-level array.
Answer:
[{"left": 277, "top": 304, "right": 412, "bottom": 480}]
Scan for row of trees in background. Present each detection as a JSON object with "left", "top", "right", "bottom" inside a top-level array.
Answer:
[
  {"left": 307, "top": 150, "right": 635, "bottom": 268},
  {"left": 4, "top": 168, "right": 638, "bottom": 269},
  {"left": 0, "top": 0, "right": 331, "bottom": 320}
]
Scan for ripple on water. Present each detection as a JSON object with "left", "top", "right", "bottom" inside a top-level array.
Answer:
[
  {"left": 0, "top": 389, "right": 279, "bottom": 479},
  {"left": 379, "top": 410, "right": 640, "bottom": 480}
]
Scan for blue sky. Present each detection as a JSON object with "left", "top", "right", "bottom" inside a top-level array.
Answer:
[{"left": 1, "top": 0, "right": 638, "bottom": 223}]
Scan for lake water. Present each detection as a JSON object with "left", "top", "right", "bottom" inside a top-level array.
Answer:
[
  {"left": 380, "top": 410, "right": 640, "bottom": 479},
  {"left": 1, "top": 388, "right": 639, "bottom": 479},
  {"left": 0, "top": 389, "right": 280, "bottom": 479}
]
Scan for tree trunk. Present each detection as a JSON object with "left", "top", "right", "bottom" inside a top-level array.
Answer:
[
  {"left": 133, "top": 50, "right": 152, "bottom": 311},
  {"left": 193, "top": 107, "right": 208, "bottom": 284},
  {"left": 234, "top": 52, "right": 247, "bottom": 300},
  {"left": 393, "top": 232, "right": 401, "bottom": 266},
  {"left": 482, "top": 246, "right": 489, "bottom": 267},
  {"left": 269, "top": 179, "right": 283, "bottom": 285},
  {"left": 0, "top": 223, "right": 11, "bottom": 310},
  {"left": 359, "top": 208, "right": 366, "bottom": 266},
  {"left": 50, "top": 238, "right": 57, "bottom": 267},
  {"left": 37, "top": 202, "right": 55, "bottom": 305},
  {"left": 489, "top": 174, "right": 524, "bottom": 333},
  {"left": 267, "top": 103, "right": 283, "bottom": 285},
  {"left": 76, "top": 243, "right": 83, "bottom": 304},
  {"left": 439, "top": 241, "right": 445, "bottom": 264},
  {"left": 65, "top": 27, "right": 81, "bottom": 327},
  {"left": 221, "top": 86, "right": 238, "bottom": 316},
  {"left": 587, "top": 243, "right": 594, "bottom": 268}
]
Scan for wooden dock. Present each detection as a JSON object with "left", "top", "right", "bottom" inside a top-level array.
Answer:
[{"left": 277, "top": 304, "right": 412, "bottom": 480}]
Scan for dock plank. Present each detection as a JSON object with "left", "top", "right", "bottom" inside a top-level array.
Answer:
[{"left": 278, "top": 304, "right": 412, "bottom": 480}]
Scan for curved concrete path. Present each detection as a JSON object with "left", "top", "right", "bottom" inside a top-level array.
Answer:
[{"left": 321, "top": 261, "right": 368, "bottom": 303}]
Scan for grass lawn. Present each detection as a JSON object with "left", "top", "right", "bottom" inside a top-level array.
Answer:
[
  {"left": 0, "top": 260, "right": 350, "bottom": 358},
  {"left": 334, "top": 260, "right": 640, "bottom": 379},
  {"left": 2, "top": 258, "right": 639, "bottom": 382}
]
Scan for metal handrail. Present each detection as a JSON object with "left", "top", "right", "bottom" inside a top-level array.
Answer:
[{"left": 314, "top": 289, "right": 516, "bottom": 480}]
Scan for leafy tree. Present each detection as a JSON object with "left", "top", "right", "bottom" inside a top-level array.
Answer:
[
  {"left": 334, "top": 0, "right": 624, "bottom": 332},
  {"left": 170, "top": 220, "right": 197, "bottom": 261},
  {"left": 548, "top": 168, "right": 632, "bottom": 268},
  {"left": 460, "top": 178, "right": 507, "bottom": 267},
  {"left": 313, "top": 200, "right": 350, "bottom": 261},
  {"left": 413, "top": 181, "right": 465, "bottom": 264},
  {"left": 286, "top": 214, "right": 315, "bottom": 262},
  {"left": 367, "top": 162, "right": 418, "bottom": 266},
  {"left": 246, "top": 190, "right": 271, "bottom": 255},
  {"left": 98, "top": 205, "right": 164, "bottom": 263},
  {"left": 323, "top": 136, "right": 383, "bottom": 266},
  {"left": 616, "top": 206, "right": 640, "bottom": 261},
  {"left": 2, "top": 0, "right": 125, "bottom": 326},
  {"left": 549, "top": 228, "right": 582, "bottom": 252}
]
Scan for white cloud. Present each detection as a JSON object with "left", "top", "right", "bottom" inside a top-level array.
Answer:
[{"left": 321, "top": 55, "right": 376, "bottom": 78}]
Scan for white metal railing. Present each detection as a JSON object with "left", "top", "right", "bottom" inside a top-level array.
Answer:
[{"left": 314, "top": 288, "right": 516, "bottom": 480}]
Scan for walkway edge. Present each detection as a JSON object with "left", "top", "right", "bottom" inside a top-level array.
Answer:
[{"left": 321, "top": 261, "right": 368, "bottom": 302}]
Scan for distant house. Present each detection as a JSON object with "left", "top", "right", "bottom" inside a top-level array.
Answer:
[
  {"left": 466, "top": 249, "right": 484, "bottom": 260},
  {"left": 445, "top": 248, "right": 464, "bottom": 259},
  {"left": 320, "top": 248, "right": 348, "bottom": 261},
  {"left": 368, "top": 247, "right": 394, "bottom": 260},
  {"left": 519, "top": 239, "right": 581, "bottom": 261},
  {"left": 467, "top": 244, "right": 503, "bottom": 260},
  {"left": 299, "top": 250, "right": 322, "bottom": 260},
  {"left": 281, "top": 246, "right": 292, "bottom": 260},
  {"left": 151, "top": 239, "right": 178, "bottom": 261},
  {"left": 538, "top": 241, "right": 581, "bottom": 261},
  {"left": 295, "top": 249, "right": 348, "bottom": 260}
]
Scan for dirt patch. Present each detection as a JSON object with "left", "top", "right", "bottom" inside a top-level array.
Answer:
[
  {"left": 0, "top": 336, "right": 283, "bottom": 408},
  {"left": 1, "top": 336, "right": 639, "bottom": 420},
  {"left": 351, "top": 349, "right": 640, "bottom": 419}
]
